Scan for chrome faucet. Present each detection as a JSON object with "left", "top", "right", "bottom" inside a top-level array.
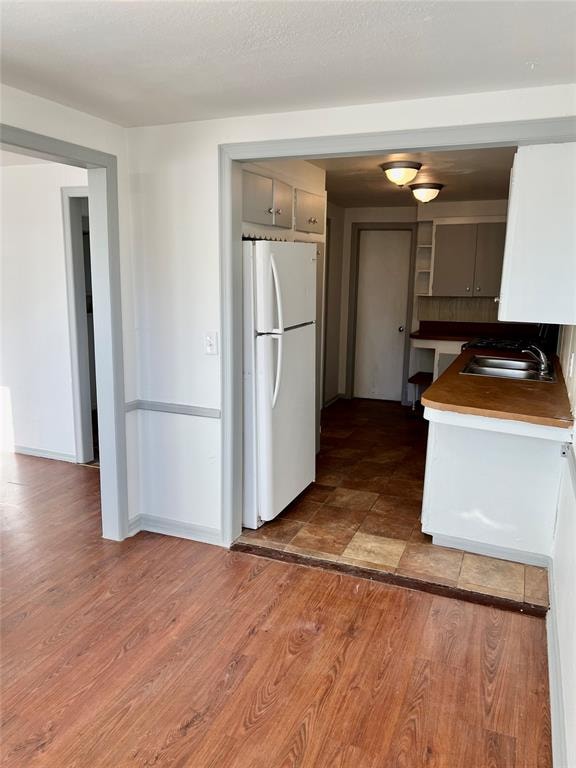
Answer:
[{"left": 522, "top": 344, "right": 549, "bottom": 374}]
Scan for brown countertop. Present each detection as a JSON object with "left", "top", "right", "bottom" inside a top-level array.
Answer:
[{"left": 421, "top": 349, "right": 574, "bottom": 429}]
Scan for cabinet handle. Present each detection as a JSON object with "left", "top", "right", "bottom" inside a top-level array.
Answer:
[
  {"left": 465, "top": 286, "right": 471, "bottom": 292},
  {"left": 267, "top": 208, "right": 274, "bottom": 214},
  {"left": 276, "top": 209, "right": 282, "bottom": 215},
  {"left": 494, "top": 296, "right": 500, "bottom": 303},
  {"left": 476, "top": 286, "right": 481, "bottom": 292}
]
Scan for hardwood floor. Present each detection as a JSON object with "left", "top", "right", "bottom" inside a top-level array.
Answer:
[{"left": 1, "top": 453, "right": 552, "bottom": 767}]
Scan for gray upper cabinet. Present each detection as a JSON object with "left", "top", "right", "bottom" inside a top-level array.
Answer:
[
  {"left": 432, "top": 224, "right": 477, "bottom": 297},
  {"left": 242, "top": 171, "right": 293, "bottom": 229},
  {"left": 243, "top": 172, "right": 274, "bottom": 227},
  {"left": 272, "top": 179, "right": 293, "bottom": 229},
  {"left": 432, "top": 222, "right": 505, "bottom": 297},
  {"left": 294, "top": 189, "right": 325, "bottom": 234},
  {"left": 474, "top": 223, "right": 506, "bottom": 296}
]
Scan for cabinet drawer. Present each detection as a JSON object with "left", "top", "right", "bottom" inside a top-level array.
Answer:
[{"left": 295, "top": 190, "right": 325, "bottom": 234}]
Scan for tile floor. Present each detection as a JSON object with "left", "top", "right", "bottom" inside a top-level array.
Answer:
[{"left": 236, "top": 399, "right": 549, "bottom": 611}]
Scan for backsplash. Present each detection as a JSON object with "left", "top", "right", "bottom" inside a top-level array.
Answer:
[{"left": 417, "top": 296, "right": 499, "bottom": 323}]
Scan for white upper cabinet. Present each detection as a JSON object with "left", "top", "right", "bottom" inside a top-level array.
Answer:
[
  {"left": 242, "top": 171, "right": 293, "bottom": 229},
  {"left": 498, "top": 143, "right": 576, "bottom": 324}
]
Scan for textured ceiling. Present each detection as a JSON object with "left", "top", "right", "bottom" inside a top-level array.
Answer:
[
  {"left": 314, "top": 147, "right": 517, "bottom": 207},
  {"left": 1, "top": 1, "right": 575, "bottom": 127}
]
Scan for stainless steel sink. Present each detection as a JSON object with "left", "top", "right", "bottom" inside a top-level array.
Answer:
[
  {"left": 461, "top": 355, "right": 556, "bottom": 382},
  {"left": 471, "top": 356, "right": 539, "bottom": 371}
]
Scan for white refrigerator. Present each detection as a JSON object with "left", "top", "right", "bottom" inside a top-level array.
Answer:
[{"left": 243, "top": 240, "right": 317, "bottom": 529}]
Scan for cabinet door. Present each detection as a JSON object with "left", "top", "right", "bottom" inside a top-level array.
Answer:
[
  {"left": 295, "top": 190, "right": 325, "bottom": 234},
  {"left": 498, "top": 143, "right": 576, "bottom": 324},
  {"left": 432, "top": 224, "right": 477, "bottom": 296},
  {"left": 474, "top": 223, "right": 506, "bottom": 296},
  {"left": 272, "top": 180, "right": 293, "bottom": 229},
  {"left": 242, "top": 172, "right": 274, "bottom": 226}
]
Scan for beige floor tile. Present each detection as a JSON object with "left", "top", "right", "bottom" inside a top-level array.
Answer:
[
  {"left": 397, "top": 543, "right": 463, "bottom": 585},
  {"left": 242, "top": 518, "right": 302, "bottom": 545},
  {"left": 289, "top": 520, "right": 358, "bottom": 556},
  {"left": 343, "top": 531, "right": 406, "bottom": 568},
  {"left": 324, "top": 487, "right": 379, "bottom": 512},
  {"left": 281, "top": 499, "right": 322, "bottom": 523},
  {"left": 524, "top": 565, "right": 549, "bottom": 606},
  {"left": 459, "top": 553, "right": 524, "bottom": 599},
  {"left": 409, "top": 527, "right": 433, "bottom": 545},
  {"left": 372, "top": 495, "right": 422, "bottom": 519},
  {"left": 359, "top": 511, "right": 416, "bottom": 541},
  {"left": 309, "top": 504, "right": 367, "bottom": 527}
]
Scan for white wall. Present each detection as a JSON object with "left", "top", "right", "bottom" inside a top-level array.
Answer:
[
  {"left": 1, "top": 162, "right": 88, "bottom": 458},
  {"left": 2, "top": 82, "right": 574, "bottom": 539}
]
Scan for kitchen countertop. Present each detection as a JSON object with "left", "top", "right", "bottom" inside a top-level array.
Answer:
[{"left": 421, "top": 349, "right": 574, "bottom": 429}]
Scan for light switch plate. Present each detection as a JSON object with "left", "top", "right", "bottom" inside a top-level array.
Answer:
[{"left": 204, "top": 331, "right": 219, "bottom": 356}]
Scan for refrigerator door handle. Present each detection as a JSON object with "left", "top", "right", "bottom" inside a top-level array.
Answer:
[
  {"left": 270, "top": 254, "right": 284, "bottom": 334},
  {"left": 271, "top": 333, "right": 283, "bottom": 408}
]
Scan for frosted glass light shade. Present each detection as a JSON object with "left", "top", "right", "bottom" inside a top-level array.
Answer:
[
  {"left": 410, "top": 183, "right": 444, "bottom": 203},
  {"left": 379, "top": 161, "right": 422, "bottom": 187}
]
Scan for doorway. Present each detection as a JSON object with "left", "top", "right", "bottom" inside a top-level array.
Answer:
[
  {"left": 1, "top": 124, "right": 128, "bottom": 540},
  {"left": 62, "top": 188, "right": 99, "bottom": 465},
  {"left": 353, "top": 229, "right": 412, "bottom": 400}
]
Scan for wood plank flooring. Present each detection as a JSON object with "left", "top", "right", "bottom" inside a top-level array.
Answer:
[{"left": 1, "top": 453, "right": 552, "bottom": 767}]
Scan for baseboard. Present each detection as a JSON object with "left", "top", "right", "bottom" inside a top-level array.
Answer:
[
  {"left": 129, "top": 514, "right": 225, "bottom": 546},
  {"left": 547, "top": 561, "right": 568, "bottom": 768},
  {"left": 14, "top": 445, "right": 77, "bottom": 463},
  {"left": 322, "top": 394, "right": 343, "bottom": 408},
  {"left": 429, "top": 533, "right": 551, "bottom": 567},
  {"left": 127, "top": 517, "right": 142, "bottom": 537}
]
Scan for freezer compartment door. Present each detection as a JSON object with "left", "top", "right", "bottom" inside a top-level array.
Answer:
[
  {"left": 254, "top": 242, "right": 317, "bottom": 332},
  {"left": 256, "top": 324, "right": 316, "bottom": 521}
]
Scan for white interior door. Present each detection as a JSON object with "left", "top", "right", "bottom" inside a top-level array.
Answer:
[{"left": 353, "top": 230, "right": 411, "bottom": 400}]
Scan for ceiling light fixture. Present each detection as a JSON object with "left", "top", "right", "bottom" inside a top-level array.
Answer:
[
  {"left": 409, "top": 183, "right": 444, "bottom": 203},
  {"left": 379, "top": 160, "right": 422, "bottom": 187}
]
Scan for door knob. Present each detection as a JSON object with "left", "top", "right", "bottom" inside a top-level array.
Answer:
[{"left": 398, "top": 326, "right": 405, "bottom": 332}]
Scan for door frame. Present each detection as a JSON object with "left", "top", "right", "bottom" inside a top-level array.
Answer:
[
  {"left": 219, "top": 115, "right": 575, "bottom": 547},
  {"left": 1, "top": 124, "right": 128, "bottom": 541},
  {"left": 344, "top": 223, "right": 417, "bottom": 402},
  {"left": 62, "top": 187, "right": 94, "bottom": 463}
]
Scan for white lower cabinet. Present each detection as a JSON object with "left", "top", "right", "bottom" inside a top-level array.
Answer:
[{"left": 421, "top": 408, "right": 571, "bottom": 565}]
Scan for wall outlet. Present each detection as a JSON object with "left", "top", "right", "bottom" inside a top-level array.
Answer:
[{"left": 204, "top": 331, "right": 219, "bottom": 356}]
